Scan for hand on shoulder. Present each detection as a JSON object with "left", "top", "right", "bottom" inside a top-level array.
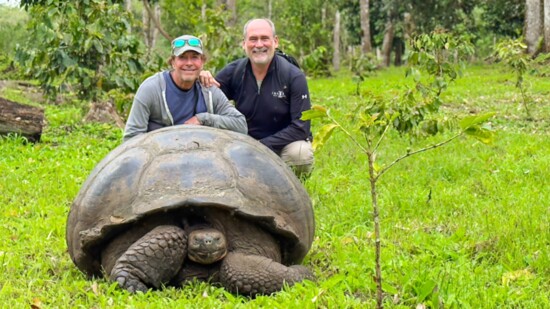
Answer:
[{"left": 199, "top": 70, "right": 220, "bottom": 88}]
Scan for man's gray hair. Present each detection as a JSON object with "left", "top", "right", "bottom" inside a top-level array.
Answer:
[{"left": 242, "top": 18, "right": 276, "bottom": 37}]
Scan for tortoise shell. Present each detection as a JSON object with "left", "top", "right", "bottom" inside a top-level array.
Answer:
[{"left": 66, "top": 126, "right": 314, "bottom": 277}]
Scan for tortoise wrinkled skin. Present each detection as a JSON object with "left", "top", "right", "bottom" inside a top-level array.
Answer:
[{"left": 66, "top": 126, "right": 315, "bottom": 295}]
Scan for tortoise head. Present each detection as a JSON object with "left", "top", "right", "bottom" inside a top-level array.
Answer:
[{"left": 187, "top": 228, "right": 228, "bottom": 264}]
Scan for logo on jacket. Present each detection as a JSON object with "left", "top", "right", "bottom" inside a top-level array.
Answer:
[{"left": 272, "top": 90, "right": 286, "bottom": 98}]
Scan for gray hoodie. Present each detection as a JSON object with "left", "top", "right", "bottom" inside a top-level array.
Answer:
[{"left": 123, "top": 71, "right": 247, "bottom": 142}]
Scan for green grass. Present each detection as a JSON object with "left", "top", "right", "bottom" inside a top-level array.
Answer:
[{"left": 1, "top": 63, "right": 549, "bottom": 308}]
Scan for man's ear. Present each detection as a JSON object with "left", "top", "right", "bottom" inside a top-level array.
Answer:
[{"left": 274, "top": 35, "right": 279, "bottom": 49}]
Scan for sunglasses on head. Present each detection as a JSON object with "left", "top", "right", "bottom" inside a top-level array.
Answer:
[{"left": 172, "top": 38, "right": 202, "bottom": 49}]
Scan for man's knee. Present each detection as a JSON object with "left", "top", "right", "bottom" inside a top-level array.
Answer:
[{"left": 280, "top": 140, "right": 314, "bottom": 177}]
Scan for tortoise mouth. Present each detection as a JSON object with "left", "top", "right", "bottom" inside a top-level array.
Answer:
[{"left": 188, "top": 248, "right": 227, "bottom": 264}]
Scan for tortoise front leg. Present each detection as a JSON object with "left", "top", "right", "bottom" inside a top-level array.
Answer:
[
  {"left": 219, "top": 252, "right": 314, "bottom": 296},
  {"left": 109, "top": 225, "right": 187, "bottom": 293}
]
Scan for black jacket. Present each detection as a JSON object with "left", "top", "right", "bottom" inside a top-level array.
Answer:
[{"left": 216, "top": 56, "right": 311, "bottom": 152}]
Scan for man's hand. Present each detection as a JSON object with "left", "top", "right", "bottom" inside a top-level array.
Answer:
[
  {"left": 199, "top": 70, "right": 221, "bottom": 88},
  {"left": 184, "top": 116, "right": 201, "bottom": 125}
]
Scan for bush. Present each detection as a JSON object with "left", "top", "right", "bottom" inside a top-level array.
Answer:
[
  {"left": 0, "top": 5, "right": 29, "bottom": 57},
  {"left": 302, "top": 46, "right": 331, "bottom": 78}
]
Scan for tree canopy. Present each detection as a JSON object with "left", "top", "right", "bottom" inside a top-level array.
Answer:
[{"left": 12, "top": 0, "right": 542, "bottom": 103}]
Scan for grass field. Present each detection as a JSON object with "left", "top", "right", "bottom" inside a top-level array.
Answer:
[{"left": 1, "top": 63, "right": 549, "bottom": 308}]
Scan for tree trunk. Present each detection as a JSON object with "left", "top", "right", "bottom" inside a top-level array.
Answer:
[
  {"left": 381, "top": 18, "right": 395, "bottom": 67},
  {"left": 322, "top": 7, "right": 326, "bottom": 29},
  {"left": 226, "top": 0, "right": 237, "bottom": 27},
  {"left": 124, "top": 0, "right": 132, "bottom": 34},
  {"left": 525, "top": 0, "right": 542, "bottom": 55},
  {"left": 544, "top": 0, "right": 550, "bottom": 52},
  {"left": 142, "top": 5, "right": 153, "bottom": 53},
  {"left": 394, "top": 38, "right": 403, "bottom": 66},
  {"left": 360, "top": 0, "right": 372, "bottom": 53},
  {"left": 151, "top": 3, "right": 160, "bottom": 48},
  {"left": 143, "top": 0, "right": 172, "bottom": 41},
  {"left": 124, "top": 0, "right": 132, "bottom": 13},
  {"left": 0, "top": 97, "right": 45, "bottom": 142},
  {"left": 403, "top": 12, "right": 415, "bottom": 41},
  {"left": 333, "top": 10, "right": 341, "bottom": 72}
]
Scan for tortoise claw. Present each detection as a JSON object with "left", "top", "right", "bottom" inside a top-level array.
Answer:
[{"left": 111, "top": 269, "right": 149, "bottom": 293}]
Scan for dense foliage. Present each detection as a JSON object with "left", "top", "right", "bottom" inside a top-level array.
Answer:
[
  {"left": 7, "top": 0, "right": 533, "bottom": 103},
  {"left": 15, "top": 0, "right": 150, "bottom": 102}
]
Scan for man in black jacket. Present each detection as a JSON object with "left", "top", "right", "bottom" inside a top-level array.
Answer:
[{"left": 201, "top": 18, "right": 314, "bottom": 178}]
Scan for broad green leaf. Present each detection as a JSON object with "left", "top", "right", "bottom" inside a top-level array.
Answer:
[
  {"left": 459, "top": 112, "right": 496, "bottom": 129},
  {"left": 465, "top": 126, "right": 495, "bottom": 144},
  {"left": 301, "top": 105, "right": 328, "bottom": 121},
  {"left": 312, "top": 123, "right": 339, "bottom": 151}
]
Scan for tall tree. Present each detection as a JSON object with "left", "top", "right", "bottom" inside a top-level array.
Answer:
[
  {"left": 143, "top": 0, "right": 171, "bottom": 40},
  {"left": 360, "top": 0, "right": 372, "bottom": 53},
  {"left": 143, "top": 1, "right": 161, "bottom": 54},
  {"left": 544, "top": 0, "right": 550, "bottom": 52},
  {"left": 225, "top": 0, "right": 237, "bottom": 27},
  {"left": 381, "top": 16, "right": 395, "bottom": 67},
  {"left": 333, "top": 10, "right": 341, "bottom": 71},
  {"left": 525, "top": 0, "right": 542, "bottom": 55}
]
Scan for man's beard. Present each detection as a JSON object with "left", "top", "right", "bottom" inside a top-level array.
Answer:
[{"left": 250, "top": 47, "right": 273, "bottom": 65}]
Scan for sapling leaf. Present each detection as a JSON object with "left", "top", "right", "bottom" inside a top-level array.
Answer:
[
  {"left": 359, "top": 113, "right": 378, "bottom": 128},
  {"left": 312, "top": 123, "right": 339, "bottom": 151},
  {"left": 302, "top": 105, "right": 328, "bottom": 121},
  {"left": 459, "top": 112, "right": 496, "bottom": 129},
  {"left": 464, "top": 125, "right": 495, "bottom": 144}
]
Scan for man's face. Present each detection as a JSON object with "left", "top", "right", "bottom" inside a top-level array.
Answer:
[
  {"left": 242, "top": 20, "right": 279, "bottom": 66},
  {"left": 171, "top": 51, "right": 204, "bottom": 88}
]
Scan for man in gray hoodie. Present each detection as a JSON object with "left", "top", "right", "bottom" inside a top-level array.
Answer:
[{"left": 123, "top": 34, "right": 247, "bottom": 142}]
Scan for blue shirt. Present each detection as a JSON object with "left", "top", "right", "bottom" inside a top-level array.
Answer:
[{"left": 164, "top": 71, "right": 206, "bottom": 125}]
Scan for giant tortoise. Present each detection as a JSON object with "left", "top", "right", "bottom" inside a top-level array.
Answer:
[{"left": 66, "top": 125, "right": 315, "bottom": 296}]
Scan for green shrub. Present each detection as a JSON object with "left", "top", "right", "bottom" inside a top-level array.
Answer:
[{"left": 0, "top": 5, "right": 29, "bottom": 57}]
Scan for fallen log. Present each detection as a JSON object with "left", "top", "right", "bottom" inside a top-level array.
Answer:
[{"left": 0, "top": 97, "right": 46, "bottom": 142}]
